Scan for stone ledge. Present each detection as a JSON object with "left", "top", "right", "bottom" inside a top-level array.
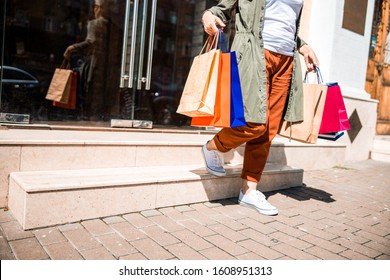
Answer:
[
  {"left": 0, "top": 128, "right": 346, "bottom": 148},
  {"left": 8, "top": 163, "right": 303, "bottom": 230}
]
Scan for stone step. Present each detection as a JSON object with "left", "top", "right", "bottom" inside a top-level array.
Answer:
[
  {"left": 0, "top": 128, "right": 346, "bottom": 171},
  {"left": 0, "top": 128, "right": 346, "bottom": 209},
  {"left": 370, "top": 150, "right": 390, "bottom": 162},
  {"left": 370, "top": 136, "right": 390, "bottom": 162},
  {"left": 8, "top": 163, "right": 303, "bottom": 230},
  {"left": 372, "top": 136, "right": 390, "bottom": 150}
]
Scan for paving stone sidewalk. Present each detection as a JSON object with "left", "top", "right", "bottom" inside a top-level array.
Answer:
[{"left": 1, "top": 159, "right": 389, "bottom": 260}]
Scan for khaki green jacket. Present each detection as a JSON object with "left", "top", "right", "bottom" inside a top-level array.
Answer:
[{"left": 208, "top": 0, "right": 306, "bottom": 123}]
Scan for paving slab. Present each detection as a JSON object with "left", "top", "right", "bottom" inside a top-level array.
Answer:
[{"left": 0, "top": 160, "right": 389, "bottom": 260}]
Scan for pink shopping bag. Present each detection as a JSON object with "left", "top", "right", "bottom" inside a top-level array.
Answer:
[{"left": 319, "top": 83, "right": 350, "bottom": 134}]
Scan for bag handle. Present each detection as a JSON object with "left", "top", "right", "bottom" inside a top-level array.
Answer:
[
  {"left": 60, "top": 59, "right": 71, "bottom": 69},
  {"left": 199, "top": 33, "right": 219, "bottom": 55},
  {"left": 218, "top": 29, "right": 229, "bottom": 53},
  {"left": 304, "top": 66, "right": 323, "bottom": 84},
  {"left": 198, "top": 29, "right": 227, "bottom": 55}
]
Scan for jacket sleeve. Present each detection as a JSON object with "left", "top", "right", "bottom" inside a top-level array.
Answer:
[
  {"left": 297, "top": 36, "right": 307, "bottom": 49},
  {"left": 72, "top": 40, "right": 91, "bottom": 51},
  {"left": 73, "top": 21, "right": 96, "bottom": 51},
  {"left": 206, "top": 0, "right": 238, "bottom": 24}
]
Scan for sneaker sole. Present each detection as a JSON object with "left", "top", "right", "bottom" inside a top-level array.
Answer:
[
  {"left": 201, "top": 146, "right": 226, "bottom": 177},
  {"left": 238, "top": 200, "right": 278, "bottom": 216}
]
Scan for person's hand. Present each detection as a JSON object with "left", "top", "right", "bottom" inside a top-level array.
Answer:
[
  {"left": 202, "top": 11, "right": 225, "bottom": 36},
  {"left": 298, "top": 44, "right": 319, "bottom": 72},
  {"left": 63, "top": 45, "right": 75, "bottom": 60}
]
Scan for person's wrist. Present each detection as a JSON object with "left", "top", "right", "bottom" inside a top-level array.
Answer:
[
  {"left": 298, "top": 44, "right": 309, "bottom": 56},
  {"left": 201, "top": 11, "right": 211, "bottom": 26}
]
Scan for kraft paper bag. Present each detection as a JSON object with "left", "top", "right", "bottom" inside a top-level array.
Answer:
[
  {"left": 53, "top": 71, "right": 77, "bottom": 109},
  {"left": 279, "top": 82, "right": 328, "bottom": 144},
  {"left": 177, "top": 36, "right": 220, "bottom": 117},
  {"left": 46, "top": 62, "right": 73, "bottom": 104},
  {"left": 191, "top": 51, "right": 230, "bottom": 127}
]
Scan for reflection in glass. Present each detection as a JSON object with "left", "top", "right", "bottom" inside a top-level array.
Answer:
[{"left": 0, "top": 0, "right": 204, "bottom": 128}]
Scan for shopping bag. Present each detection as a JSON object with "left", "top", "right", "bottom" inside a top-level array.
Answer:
[
  {"left": 45, "top": 60, "right": 73, "bottom": 103},
  {"left": 191, "top": 51, "right": 231, "bottom": 127},
  {"left": 176, "top": 35, "right": 220, "bottom": 117},
  {"left": 278, "top": 68, "right": 328, "bottom": 143},
  {"left": 319, "top": 82, "right": 351, "bottom": 134},
  {"left": 191, "top": 31, "right": 246, "bottom": 128},
  {"left": 53, "top": 71, "right": 77, "bottom": 109},
  {"left": 318, "top": 131, "right": 345, "bottom": 141},
  {"left": 229, "top": 51, "right": 246, "bottom": 127}
]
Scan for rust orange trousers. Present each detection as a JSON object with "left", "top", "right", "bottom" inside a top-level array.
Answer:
[{"left": 213, "top": 49, "right": 294, "bottom": 182}]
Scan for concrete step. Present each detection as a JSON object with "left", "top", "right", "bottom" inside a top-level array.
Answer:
[
  {"left": 0, "top": 128, "right": 346, "bottom": 171},
  {"left": 0, "top": 128, "right": 346, "bottom": 209},
  {"left": 8, "top": 163, "right": 303, "bottom": 230},
  {"left": 370, "top": 136, "right": 390, "bottom": 162},
  {"left": 371, "top": 150, "right": 390, "bottom": 162}
]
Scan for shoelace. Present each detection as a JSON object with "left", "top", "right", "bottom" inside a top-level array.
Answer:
[
  {"left": 255, "top": 191, "right": 272, "bottom": 205},
  {"left": 255, "top": 191, "right": 266, "bottom": 200},
  {"left": 211, "top": 151, "right": 223, "bottom": 167}
]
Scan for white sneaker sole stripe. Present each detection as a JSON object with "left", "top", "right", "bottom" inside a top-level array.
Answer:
[{"left": 238, "top": 200, "right": 278, "bottom": 216}]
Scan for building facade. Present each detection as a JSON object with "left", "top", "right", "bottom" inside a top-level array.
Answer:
[
  {"left": 365, "top": 0, "right": 390, "bottom": 135},
  {"left": 300, "top": 0, "right": 379, "bottom": 161},
  {"left": 0, "top": 0, "right": 212, "bottom": 127},
  {"left": 0, "top": 0, "right": 380, "bottom": 159}
]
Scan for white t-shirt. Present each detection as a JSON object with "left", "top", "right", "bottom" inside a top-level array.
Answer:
[{"left": 262, "top": 0, "right": 303, "bottom": 56}]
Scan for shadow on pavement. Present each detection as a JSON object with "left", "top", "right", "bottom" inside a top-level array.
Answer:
[{"left": 276, "top": 184, "right": 335, "bottom": 203}]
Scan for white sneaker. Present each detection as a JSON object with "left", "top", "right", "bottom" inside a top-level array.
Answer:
[
  {"left": 201, "top": 142, "right": 226, "bottom": 177},
  {"left": 238, "top": 189, "right": 278, "bottom": 215}
]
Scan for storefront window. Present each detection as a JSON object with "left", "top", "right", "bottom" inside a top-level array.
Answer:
[{"left": 1, "top": 0, "right": 207, "bottom": 128}]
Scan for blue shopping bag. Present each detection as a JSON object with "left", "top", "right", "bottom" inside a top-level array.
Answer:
[{"left": 229, "top": 47, "right": 246, "bottom": 127}]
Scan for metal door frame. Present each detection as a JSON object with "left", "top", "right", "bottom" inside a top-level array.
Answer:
[{"left": 112, "top": 0, "right": 158, "bottom": 129}]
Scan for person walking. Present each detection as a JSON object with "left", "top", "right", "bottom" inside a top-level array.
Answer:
[
  {"left": 64, "top": 0, "right": 110, "bottom": 121},
  {"left": 201, "top": 0, "right": 319, "bottom": 216}
]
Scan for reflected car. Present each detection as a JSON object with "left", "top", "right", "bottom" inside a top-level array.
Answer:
[
  {"left": 0, "top": 66, "right": 41, "bottom": 114},
  {"left": 150, "top": 81, "right": 189, "bottom": 126}
]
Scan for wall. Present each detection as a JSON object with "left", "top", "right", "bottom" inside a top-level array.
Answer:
[{"left": 300, "top": 0, "right": 378, "bottom": 160}]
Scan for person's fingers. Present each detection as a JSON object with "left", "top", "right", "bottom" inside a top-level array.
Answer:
[
  {"left": 202, "top": 12, "right": 225, "bottom": 36},
  {"left": 63, "top": 46, "right": 74, "bottom": 59},
  {"left": 299, "top": 44, "right": 319, "bottom": 72},
  {"left": 310, "top": 54, "right": 319, "bottom": 67},
  {"left": 215, "top": 17, "right": 226, "bottom": 28},
  {"left": 304, "top": 53, "right": 319, "bottom": 72},
  {"left": 204, "top": 22, "right": 218, "bottom": 36},
  {"left": 306, "top": 62, "right": 314, "bottom": 72}
]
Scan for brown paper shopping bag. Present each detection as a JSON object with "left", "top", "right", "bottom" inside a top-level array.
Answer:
[
  {"left": 53, "top": 71, "right": 77, "bottom": 109},
  {"left": 279, "top": 78, "right": 328, "bottom": 144},
  {"left": 191, "top": 51, "right": 230, "bottom": 127},
  {"left": 176, "top": 36, "right": 221, "bottom": 117},
  {"left": 45, "top": 60, "right": 73, "bottom": 104}
]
